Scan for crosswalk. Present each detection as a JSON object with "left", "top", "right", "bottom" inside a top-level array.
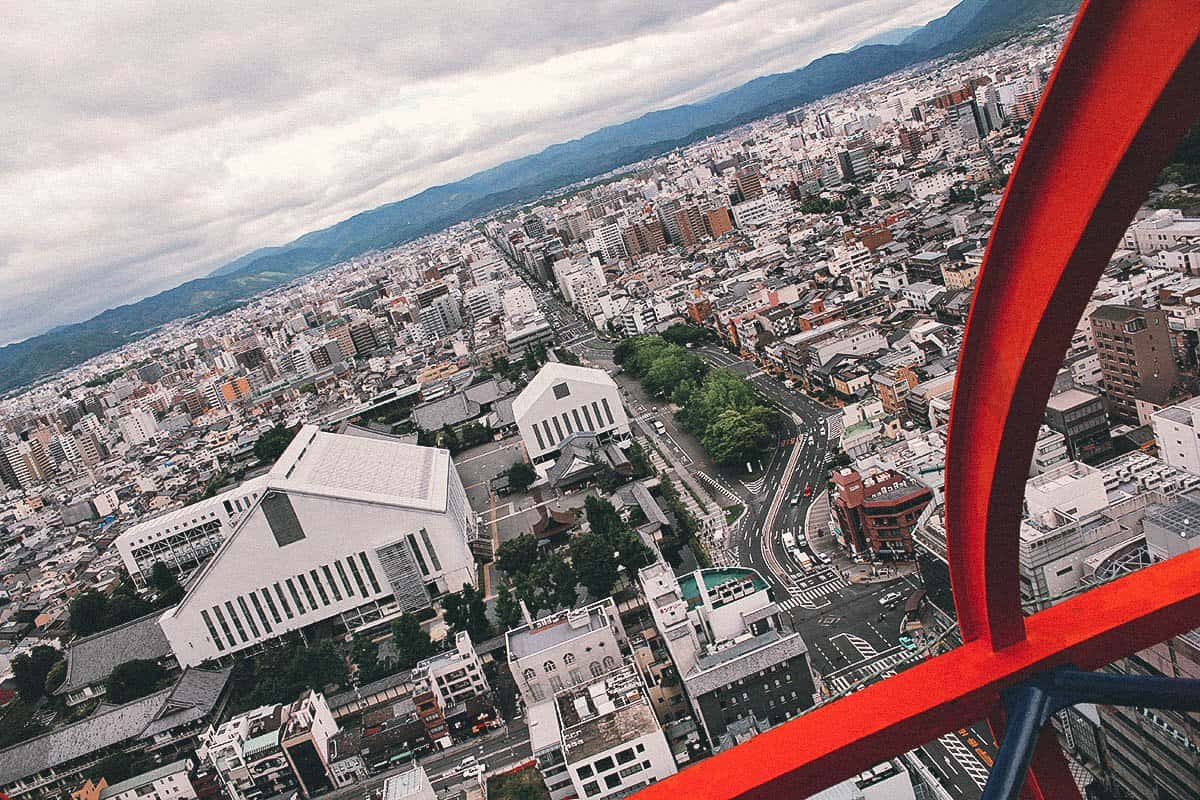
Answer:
[
  {"left": 777, "top": 571, "right": 849, "bottom": 610},
  {"left": 826, "top": 649, "right": 911, "bottom": 693},
  {"left": 938, "top": 733, "right": 991, "bottom": 789},
  {"left": 696, "top": 470, "right": 740, "bottom": 504}
]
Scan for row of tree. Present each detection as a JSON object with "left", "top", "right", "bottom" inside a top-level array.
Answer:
[{"left": 616, "top": 333, "right": 777, "bottom": 467}]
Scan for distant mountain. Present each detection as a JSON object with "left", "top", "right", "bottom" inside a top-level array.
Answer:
[
  {"left": 0, "top": 0, "right": 1080, "bottom": 394},
  {"left": 853, "top": 25, "right": 923, "bottom": 50}
]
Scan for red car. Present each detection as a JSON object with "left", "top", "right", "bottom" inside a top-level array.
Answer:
[{"left": 803, "top": 484, "right": 813, "bottom": 497}]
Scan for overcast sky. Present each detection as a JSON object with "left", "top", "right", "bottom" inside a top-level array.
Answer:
[{"left": 0, "top": 0, "right": 956, "bottom": 345}]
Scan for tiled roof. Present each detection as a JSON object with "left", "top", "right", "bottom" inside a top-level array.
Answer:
[{"left": 57, "top": 611, "right": 173, "bottom": 695}]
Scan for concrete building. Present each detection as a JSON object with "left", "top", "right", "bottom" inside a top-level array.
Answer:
[
  {"left": 1044, "top": 388, "right": 1114, "bottom": 464},
  {"left": 555, "top": 662, "right": 677, "bottom": 799},
  {"left": 1090, "top": 305, "right": 1181, "bottom": 423},
  {"left": 160, "top": 426, "right": 479, "bottom": 667},
  {"left": 411, "top": 631, "right": 490, "bottom": 747},
  {"left": 116, "top": 477, "right": 268, "bottom": 587},
  {"left": 380, "top": 768, "right": 435, "bottom": 800},
  {"left": 1151, "top": 394, "right": 1200, "bottom": 476},
  {"left": 830, "top": 468, "right": 933, "bottom": 559},
  {"left": 639, "top": 562, "right": 816, "bottom": 752},
  {"left": 98, "top": 760, "right": 195, "bottom": 800},
  {"left": 513, "top": 363, "right": 630, "bottom": 465}
]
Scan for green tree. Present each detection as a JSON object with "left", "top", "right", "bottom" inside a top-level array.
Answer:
[
  {"left": 392, "top": 613, "right": 437, "bottom": 669},
  {"left": 89, "top": 751, "right": 136, "bottom": 784},
  {"left": 351, "top": 636, "right": 390, "bottom": 684},
  {"left": 585, "top": 496, "right": 624, "bottom": 539},
  {"left": 149, "top": 561, "right": 184, "bottom": 607},
  {"left": 105, "top": 659, "right": 169, "bottom": 704},
  {"left": 494, "top": 583, "right": 523, "bottom": 632},
  {"left": 442, "top": 585, "right": 491, "bottom": 642},
  {"left": 45, "top": 659, "right": 67, "bottom": 694},
  {"left": 555, "top": 348, "right": 582, "bottom": 366},
  {"left": 570, "top": 530, "right": 620, "bottom": 599},
  {"left": 539, "top": 554, "right": 579, "bottom": 609},
  {"left": 506, "top": 461, "right": 537, "bottom": 493},
  {"left": 12, "top": 645, "right": 63, "bottom": 702},
  {"left": 0, "top": 701, "right": 44, "bottom": 748},
  {"left": 105, "top": 586, "right": 154, "bottom": 627},
  {"left": 522, "top": 347, "right": 540, "bottom": 373},
  {"left": 496, "top": 534, "right": 540, "bottom": 578},
  {"left": 69, "top": 590, "right": 110, "bottom": 636},
  {"left": 253, "top": 424, "right": 295, "bottom": 465},
  {"left": 438, "top": 424, "right": 461, "bottom": 452}
]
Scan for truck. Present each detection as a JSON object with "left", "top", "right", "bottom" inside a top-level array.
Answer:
[
  {"left": 653, "top": 420, "right": 666, "bottom": 435},
  {"left": 797, "top": 552, "right": 814, "bottom": 572},
  {"left": 781, "top": 531, "right": 796, "bottom": 549}
]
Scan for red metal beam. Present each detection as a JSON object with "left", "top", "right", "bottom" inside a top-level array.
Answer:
[
  {"left": 633, "top": 547, "right": 1200, "bottom": 800},
  {"left": 634, "top": 1, "right": 1200, "bottom": 798},
  {"left": 945, "top": 0, "right": 1200, "bottom": 653}
]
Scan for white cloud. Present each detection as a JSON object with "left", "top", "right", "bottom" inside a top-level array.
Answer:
[{"left": 0, "top": 0, "right": 955, "bottom": 344}]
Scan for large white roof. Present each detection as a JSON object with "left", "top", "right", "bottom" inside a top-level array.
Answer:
[
  {"left": 512, "top": 362, "right": 617, "bottom": 420},
  {"left": 269, "top": 424, "right": 449, "bottom": 513}
]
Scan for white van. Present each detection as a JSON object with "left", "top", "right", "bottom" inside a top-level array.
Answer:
[
  {"left": 653, "top": 420, "right": 666, "bottom": 435},
  {"left": 782, "top": 531, "right": 796, "bottom": 549}
]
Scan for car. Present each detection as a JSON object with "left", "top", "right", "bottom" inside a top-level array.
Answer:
[
  {"left": 898, "top": 635, "right": 919, "bottom": 652},
  {"left": 790, "top": 496, "right": 799, "bottom": 505},
  {"left": 462, "top": 764, "right": 487, "bottom": 778},
  {"left": 879, "top": 591, "right": 903, "bottom": 607},
  {"left": 803, "top": 484, "right": 813, "bottom": 497},
  {"left": 816, "top": 552, "right": 832, "bottom": 565},
  {"left": 459, "top": 756, "right": 477, "bottom": 769}
]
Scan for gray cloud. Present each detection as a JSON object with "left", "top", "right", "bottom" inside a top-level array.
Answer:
[{"left": 0, "top": 0, "right": 955, "bottom": 344}]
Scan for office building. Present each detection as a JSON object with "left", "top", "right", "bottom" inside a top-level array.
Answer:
[
  {"left": 159, "top": 425, "right": 479, "bottom": 667},
  {"left": 830, "top": 468, "right": 933, "bottom": 559},
  {"left": 837, "top": 148, "right": 871, "bottom": 182},
  {"left": 1090, "top": 305, "right": 1180, "bottom": 423},
  {"left": 555, "top": 662, "right": 677, "bottom": 799},
  {"left": 411, "top": 631, "right": 491, "bottom": 746},
  {"left": 381, "top": 768, "right": 435, "bottom": 800},
  {"left": 639, "top": 562, "right": 816, "bottom": 752},
  {"left": 1151, "top": 394, "right": 1200, "bottom": 476},
  {"left": 1044, "top": 388, "right": 1114, "bottom": 464},
  {"left": 733, "top": 165, "right": 763, "bottom": 201},
  {"left": 513, "top": 363, "right": 630, "bottom": 465}
]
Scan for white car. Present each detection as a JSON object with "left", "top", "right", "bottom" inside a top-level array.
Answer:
[
  {"left": 878, "top": 591, "right": 903, "bottom": 607},
  {"left": 462, "top": 764, "right": 487, "bottom": 778},
  {"left": 459, "top": 756, "right": 477, "bottom": 769}
]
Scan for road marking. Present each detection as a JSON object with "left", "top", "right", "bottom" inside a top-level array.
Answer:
[{"left": 938, "top": 733, "right": 991, "bottom": 789}]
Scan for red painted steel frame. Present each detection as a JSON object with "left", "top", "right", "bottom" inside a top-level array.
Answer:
[{"left": 634, "top": 2, "right": 1200, "bottom": 799}]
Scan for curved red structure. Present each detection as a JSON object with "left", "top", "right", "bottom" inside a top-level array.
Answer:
[{"left": 635, "top": 1, "right": 1200, "bottom": 798}]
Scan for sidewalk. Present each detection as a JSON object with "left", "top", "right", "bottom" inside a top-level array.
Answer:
[{"left": 804, "top": 489, "right": 918, "bottom": 585}]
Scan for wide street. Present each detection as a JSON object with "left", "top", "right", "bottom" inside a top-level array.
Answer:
[{"left": 497, "top": 245, "right": 995, "bottom": 798}]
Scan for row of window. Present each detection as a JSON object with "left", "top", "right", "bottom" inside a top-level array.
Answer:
[
  {"left": 199, "top": 551, "right": 383, "bottom": 651},
  {"left": 529, "top": 397, "right": 617, "bottom": 451}
]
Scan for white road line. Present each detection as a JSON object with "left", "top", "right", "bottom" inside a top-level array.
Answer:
[{"left": 938, "top": 734, "right": 991, "bottom": 789}]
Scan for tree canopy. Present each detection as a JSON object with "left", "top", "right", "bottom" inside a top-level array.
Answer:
[
  {"left": 506, "top": 461, "right": 537, "bottom": 493},
  {"left": 12, "top": 645, "right": 63, "bottom": 702},
  {"left": 105, "top": 659, "right": 169, "bottom": 704},
  {"left": 69, "top": 580, "right": 154, "bottom": 637},
  {"left": 392, "top": 613, "right": 438, "bottom": 669},
  {"left": 253, "top": 424, "right": 295, "bottom": 465},
  {"left": 571, "top": 497, "right": 654, "bottom": 599},
  {"left": 442, "top": 584, "right": 491, "bottom": 642}
]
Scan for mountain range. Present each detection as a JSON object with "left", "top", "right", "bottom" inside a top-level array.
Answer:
[{"left": 0, "top": 0, "right": 1078, "bottom": 394}]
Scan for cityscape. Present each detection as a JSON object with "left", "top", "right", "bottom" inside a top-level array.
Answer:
[{"left": 1, "top": 3, "right": 1199, "bottom": 800}]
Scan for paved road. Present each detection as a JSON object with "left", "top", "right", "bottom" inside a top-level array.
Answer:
[{"left": 489, "top": 250, "right": 994, "bottom": 798}]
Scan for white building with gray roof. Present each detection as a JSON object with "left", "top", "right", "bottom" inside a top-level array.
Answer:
[{"left": 159, "top": 425, "right": 479, "bottom": 667}]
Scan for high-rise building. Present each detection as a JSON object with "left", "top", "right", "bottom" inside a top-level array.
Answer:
[
  {"left": 837, "top": 147, "right": 872, "bottom": 182},
  {"left": 733, "top": 165, "right": 763, "bottom": 201},
  {"left": 1090, "top": 304, "right": 1181, "bottom": 423}
]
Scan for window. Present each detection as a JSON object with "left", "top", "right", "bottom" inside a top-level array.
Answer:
[
  {"left": 248, "top": 594, "right": 272, "bottom": 633},
  {"left": 419, "top": 529, "right": 442, "bottom": 571},
  {"left": 335, "top": 561, "right": 355, "bottom": 597},
  {"left": 603, "top": 655, "right": 616, "bottom": 670},
  {"left": 274, "top": 583, "right": 294, "bottom": 618},
  {"left": 543, "top": 660, "right": 557, "bottom": 673},
  {"left": 261, "top": 589, "right": 282, "bottom": 623},
  {"left": 577, "top": 765, "right": 594, "bottom": 779},
  {"left": 582, "top": 782, "right": 599, "bottom": 797},
  {"left": 553, "top": 382, "right": 571, "bottom": 400},
  {"left": 225, "top": 601, "right": 248, "bottom": 642},
  {"left": 347, "top": 556, "right": 369, "bottom": 595},
  {"left": 604, "top": 774, "right": 621, "bottom": 789},
  {"left": 590, "top": 661, "right": 603, "bottom": 677},
  {"left": 297, "top": 574, "right": 318, "bottom": 608},
  {"left": 262, "top": 491, "right": 305, "bottom": 546},
  {"left": 601, "top": 398, "right": 616, "bottom": 425},
  {"left": 309, "top": 570, "right": 331, "bottom": 605},
  {"left": 286, "top": 578, "right": 306, "bottom": 613},
  {"left": 564, "top": 652, "right": 576, "bottom": 665},
  {"left": 616, "top": 748, "right": 635, "bottom": 764},
  {"left": 359, "top": 553, "right": 383, "bottom": 593},
  {"left": 552, "top": 416, "right": 564, "bottom": 440},
  {"left": 523, "top": 668, "right": 536, "bottom": 681},
  {"left": 532, "top": 424, "right": 545, "bottom": 450},
  {"left": 321, "top": 565, "right": 342, "bottom": 601},
  {"left": 201, "top": 609, "right": 225, "bottom": 650},
  {"left": 596, "top": 756, "right": 615, "bottom": 773}
]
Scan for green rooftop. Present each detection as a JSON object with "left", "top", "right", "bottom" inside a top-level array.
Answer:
[{"left": 679, "top": 568, "right": 768, "bottom": 604}]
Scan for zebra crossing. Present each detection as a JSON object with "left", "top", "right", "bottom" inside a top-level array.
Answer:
[
  {"left": 826, "top": 649, "right": 909, "bottom": 693},
  {"left": 696, "top": 470, "right": 740, "bottom": 504},
  {"left": 777, "top": 570, "right": 849, "bottom": 610},
  {"left": 938, "top": 733, "right": 991, "bottom": 789}
]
